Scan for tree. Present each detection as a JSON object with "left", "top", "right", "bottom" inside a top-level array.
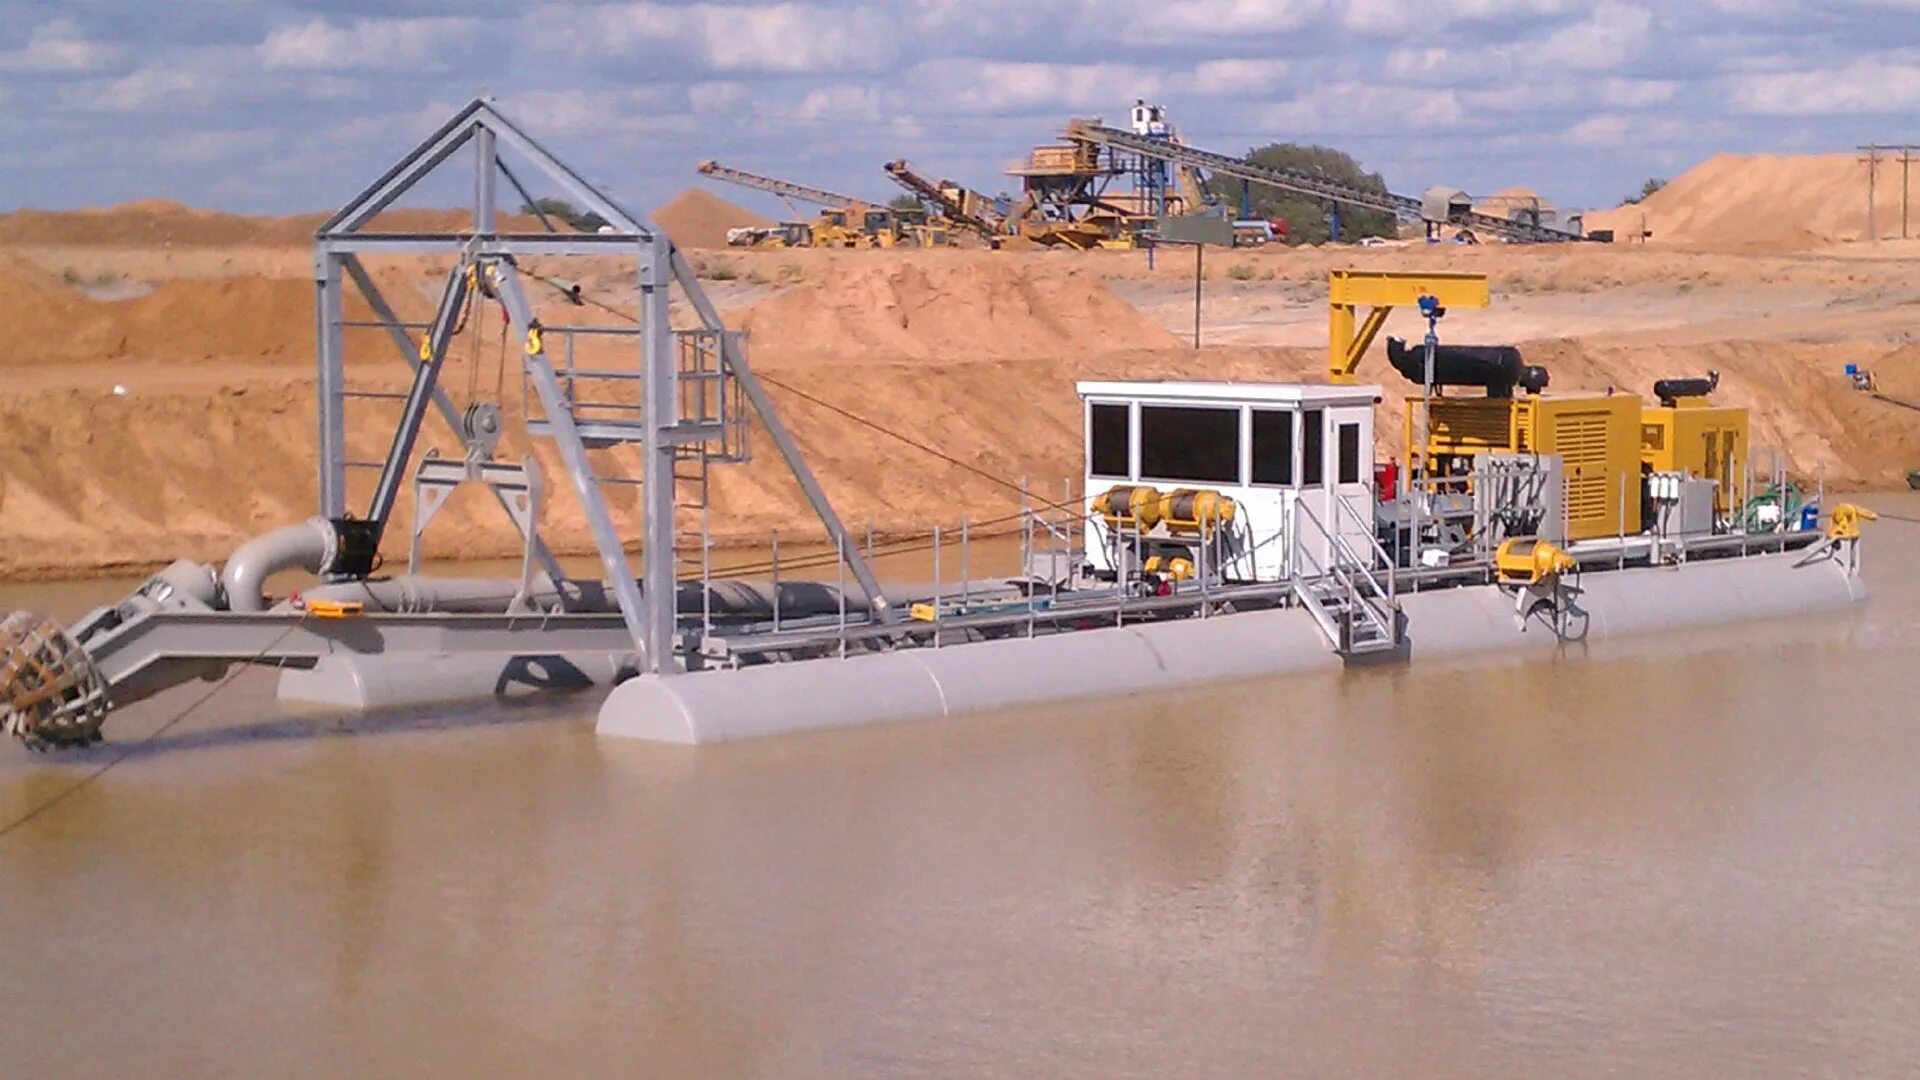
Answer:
[
  {"left": 887, "top": 193, "right": 924, "bottom": 212},
  {"left": 1622, "top": 177, "right": 1667, "bottom": 205},
  {"left": 1239, "top": 144, "right": 1399, "bottom": 245}
]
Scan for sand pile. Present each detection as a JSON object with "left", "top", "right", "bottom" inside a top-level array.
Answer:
[
  {"left": 649, "top": 189, "right": 771, "bottom": 249},
  {"left": 736, "top": 262, "right": 1183, "bottom": 358},
  {"left": 0, "top": 200, "right": 312, "bottom": 247},
  {"left": 1585, "top": 153, "right": 1901, "bottom": 248}
]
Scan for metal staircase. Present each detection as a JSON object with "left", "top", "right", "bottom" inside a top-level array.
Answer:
[
  {"left": 1290, "top": 496, "right": 1403, "bottom": 658},
  {"left": 1065, "top": 120, "right": 1589, "bottom": 244}
]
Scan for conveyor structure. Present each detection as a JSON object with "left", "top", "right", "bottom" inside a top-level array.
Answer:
[
  {"left": 1064, "top": 120, "right": 1591, "bottom": 244},
  {"left": 696, "top": 160, "right": 865, "bottom": 214},
  {"left": 883, "top": 159, "right": 1007, "bottom": 242}
]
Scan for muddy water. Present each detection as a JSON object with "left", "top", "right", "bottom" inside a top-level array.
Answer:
[{"left": 4, "top": 506, "right": 1920, "bottom": 1077}]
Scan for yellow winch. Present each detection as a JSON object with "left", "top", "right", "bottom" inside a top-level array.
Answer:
[
  {"left": 1091, "top": 484, "right": 1237, "bottom": 538},
  {"left": 1092, "top": 484, "right": 1163, "bottom": 529},
  {"left": 1494, "top": 536, "right": 1577, "bottom": 586},
  {"left": 1828, "top": 502, "right": 1878, "bottom": 541},
  {"left": 1158, "top": 488, "right": 1237, "bottom": 537}
]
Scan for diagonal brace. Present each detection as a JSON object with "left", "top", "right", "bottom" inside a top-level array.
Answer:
[{"left": 367, "top": 261, "right": 471, "bottom": 526}]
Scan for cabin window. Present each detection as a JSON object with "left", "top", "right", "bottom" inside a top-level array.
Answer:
[
  {"left": 1337, "top": 422, "right": 1361, "bottom": 484},
  {"left": 1139, "top": 405, "right": 1240, "bottom": 485},
  {"left": 1089, "top": 403, "right": 1131, "bottom": 479},
  {"left": 1302, "top": 409, "right": 1324, "bottom": 486},
  {"left": 1250, "top": 408, "right": 1294, "bottom": 486}
]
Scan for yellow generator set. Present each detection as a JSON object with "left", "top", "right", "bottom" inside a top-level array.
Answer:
[
  {"left": 1639, "top": 373, "right": 1747, "bottom": 515},
  {"left": 1409, "top": 391, "right": 1644, "bottom": 541},
  {"left": 1386, "top": 334, "right": 1644, "bottom": 542}
]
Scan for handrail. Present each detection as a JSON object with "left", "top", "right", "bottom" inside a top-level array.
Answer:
[{"left": 1292, "top": 495, "right": 1396, "bottom": 641}]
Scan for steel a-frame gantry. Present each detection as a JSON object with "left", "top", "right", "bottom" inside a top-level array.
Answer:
[{"left": 313, "top": 98, "right": 895, "bottom": 675}]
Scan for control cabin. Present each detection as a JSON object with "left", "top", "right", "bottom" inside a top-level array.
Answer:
[{"left": 1078, "top": 380, "right": 1381, "bottom": 582}]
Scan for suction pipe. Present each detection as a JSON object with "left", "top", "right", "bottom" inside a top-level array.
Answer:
[{"left": 221, "top": 518, "right": 338, "bottom": 613}]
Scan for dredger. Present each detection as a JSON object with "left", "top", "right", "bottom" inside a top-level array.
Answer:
[{"left": 0, "top": 102, "right": 1873, "bottom": 750}]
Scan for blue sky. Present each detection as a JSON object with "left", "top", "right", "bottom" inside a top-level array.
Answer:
[{"left": 4, "top": 1, "right": 1918, "bottom": 219}]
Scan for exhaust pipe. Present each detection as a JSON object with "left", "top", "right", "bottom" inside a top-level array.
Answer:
[{"left": 221, "top": 518, "right": 339, "bottom": 612}]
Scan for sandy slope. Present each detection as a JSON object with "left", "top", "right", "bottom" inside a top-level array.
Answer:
[
  {"left": 2, "top": 201, "right": 1919, "bottom": 580},
  {"left": 1586, "top": 152, "right": 1918, "bottom": 247}
]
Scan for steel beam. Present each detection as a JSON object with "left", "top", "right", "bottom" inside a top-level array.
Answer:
[
  {"left": 315, "top": 253, "right": 346, "bottom": 517},
  {"left": 319, "top": 234, "right": 643, "bottom": 257},
  {"left": 475, "top": 123, "right": 497, "bottom": 235},
  {"left": 640, "top": 236, "right": 680, "bottom": 671},
  {"left": 367, "top": 263, "right": 470, "bottom": 524}
]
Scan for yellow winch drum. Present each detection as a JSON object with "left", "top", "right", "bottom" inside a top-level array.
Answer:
[
  {"left": 1494, "top": 536, "right": 1578, "bottom": 585},
  {"left": 1158, "top": 489, "right": 1237, "bottom": 536},
  {"left": 1092, "top": 484, "right": 1164, "bottom": 529}
]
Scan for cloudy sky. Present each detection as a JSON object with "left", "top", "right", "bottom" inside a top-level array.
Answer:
[{"left": 4, "top": 1, "right": 1917, "bottom": 220}]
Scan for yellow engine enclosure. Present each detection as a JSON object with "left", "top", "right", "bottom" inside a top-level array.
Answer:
[
  {"left": 1640, "top": 400, "right": 1748, "bottom": 515},
  {"left": 1409, "top": 393, "right": 1644, "bottom": 541}
]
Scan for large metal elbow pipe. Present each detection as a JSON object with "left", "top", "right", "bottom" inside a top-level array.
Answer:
[{"left": 220, "top": 518, "right": 338, "bottom": 613}]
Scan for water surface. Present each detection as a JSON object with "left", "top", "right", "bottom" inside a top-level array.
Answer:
[{"left": 4, "top": 502, "right": 1919, "bottom": 1076}]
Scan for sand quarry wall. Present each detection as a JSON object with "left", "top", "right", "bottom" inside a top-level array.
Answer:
[
  {"left": 0, "top": 259, "right": 1183, "bottom": 577},
  {"left": 1585, "top": 152, "right": 1912, "bottom": 248},
  {"left": 2, "top": 239, "right": 1918, "bottom": 579}
]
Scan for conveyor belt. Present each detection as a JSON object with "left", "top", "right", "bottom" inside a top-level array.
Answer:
[
  {"left": 1066, "top": 121, "right": 1589, "bottom": 244},
  {"left": 883, "top": 159, "right": 1005, "bottom": 241},
  {"left": 697, "top": 160, "right": 863, "bottom": 210}
]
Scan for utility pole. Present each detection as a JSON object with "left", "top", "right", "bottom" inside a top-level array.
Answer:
[
  {"left": 1903, "top": 145, "right": 1913, "bottom": 240},
  {"left": 1859, "top": 143, "right": 1920, "bottom": 242},
  {"left": 1861, "top": 144, "right": 1879, "bottom": 243}
]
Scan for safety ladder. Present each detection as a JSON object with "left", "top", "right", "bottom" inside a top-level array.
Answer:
[{"left": 1290, "top": 496, "right": 1403, "bottom": 658}]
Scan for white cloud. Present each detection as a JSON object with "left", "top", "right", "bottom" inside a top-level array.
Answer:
[
  {"left": 688, "top": 81, "right": 746, "bottom": 114},
  {"left": 1127, "top": 0, "right": 1324, "bottom": 37},
  {"left": 1518, "top": 2, "right": 1653, "bottom": 71},
  {"left": 69, "top": 66, "right": 207, "bottom": 112},
  {"left": 1601, "top": 77, "right": 1681, "bottom": 107},
  {"left": 1569, "top": 114, "right": 1632, "bottom": 144},
  {"left": 259, "top": 16, "right": 473, "bottom": 71},
  {"left": 509, "top": 88, "right": 694, "bottom": 138},
  {"left": 1265, "top": 83, "right": 1466, "bottom": 130},
  {"left": 789, "top": 85, "right": 883, "bottom": 123},
  {"left": 157, "top": 128, "right": 273, "bottom": 164},
  {"left": 1730, "top": 56, "right": 1920, "bottom": 115},
  {"left": 1383, "top": 47, "right": 1455, "bottom": 81},
  {"left": 0, "top": 18, "right": 116, "bottom": 74},
  {"left": 564, "top": 2, "right": 890, "bottom": 74},
  {"left": 911, "top": 59, "right": 1160, "bottom": 113},
  {"left": 1191, "top": 58, "right": 1291, "bottom": 95},
  {"left": 1339, "top": 0, "right": 1572, "bottom": 29}
]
